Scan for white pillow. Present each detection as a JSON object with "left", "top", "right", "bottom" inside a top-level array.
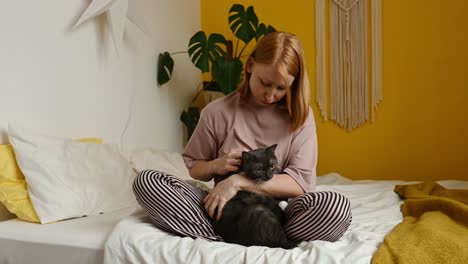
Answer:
[
  {"left": 128, "top": 149, "right": 191, "bottom": 180},
  {"left": 8, "top": 125, "right": 137, "bottom": 224},
  {"left": 128, "top": 148, "right": 214, "bottom": 188}
]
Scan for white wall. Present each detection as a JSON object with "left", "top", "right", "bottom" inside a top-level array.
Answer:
[{"left": 0, "top": 0, "right": 201, "bottom": 152}]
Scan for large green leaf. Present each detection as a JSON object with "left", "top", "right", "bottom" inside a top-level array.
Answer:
[
  {"left": 211, "top": 57, "right": 243, "bottom": 95},
  {"left": 157, "top": 52, "right": 174, "bottom": 86},
  {"left": 228, "top": 5, "right": 258, "bottom": 45},
  {"left": 255, "top": 24, "right": 277, "bottom": 41},
  {"left": 188, "top": 31, "right": 227, "bottom": 73}
]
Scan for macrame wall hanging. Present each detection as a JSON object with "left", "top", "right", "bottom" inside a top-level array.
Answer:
[{"left": 315, "top": 0, "right": 382, "bottom": 131}]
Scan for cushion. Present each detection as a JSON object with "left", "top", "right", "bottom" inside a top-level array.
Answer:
[
  {"left": 8, "top": 125, "right": 137, "bottom": 224},
  {"left": 128, "top": 148, "right": 213, "bottom": 189},
  {"left": 0, "top": 143, "right": 40, "bottom": 222},
  {"left": 0, "top": 138, "right": 103, "bottom": 223},
  {"left": 0, "top": 202, "right": 15, "bottom": 222},
  {"left": 128, "top": 149, "right": 191, "bottom": 179}
]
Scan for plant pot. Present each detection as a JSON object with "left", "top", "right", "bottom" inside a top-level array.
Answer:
[
  {"left": 180, "top": 107, "right": 201, "bottom": 140},
  {"left": 203, "top": 91, "right": 225, "bottom": 105}
]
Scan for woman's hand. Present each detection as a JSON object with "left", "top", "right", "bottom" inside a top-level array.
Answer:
[
  {"left": 209, "top": 150, "right": 242, "bottom": 176},
  {"left": 204, "top": 176, "right": 240, "bottom": 221}
]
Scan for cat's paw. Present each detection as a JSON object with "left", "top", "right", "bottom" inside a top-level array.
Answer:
[{"left": 279, "top": 201, "right": 288, "bottom": 211}]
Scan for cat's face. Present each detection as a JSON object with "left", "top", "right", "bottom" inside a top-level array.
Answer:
[{"left": 241, "top": 144, "right": 278, "bottom": 182}]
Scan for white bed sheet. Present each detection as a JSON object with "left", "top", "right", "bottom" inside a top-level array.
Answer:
[
  {"left": 103, "top": 174, "right": 468, "bottom": 264},
  {"left": 0, "top": 207, "right": 137, "bottom": 264}
]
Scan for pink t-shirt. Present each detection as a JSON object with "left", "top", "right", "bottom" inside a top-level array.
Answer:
[{"left": 182, "top": 91, "right": 318, "bottom": 192}]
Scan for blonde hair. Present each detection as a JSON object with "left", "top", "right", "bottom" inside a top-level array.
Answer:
[{"left": 238, "top": 32, "right": 310, "bottom": 132}]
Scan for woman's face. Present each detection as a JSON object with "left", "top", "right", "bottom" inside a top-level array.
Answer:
[{"left": 246, "top": 59, "right": 295, "bottom": 106}]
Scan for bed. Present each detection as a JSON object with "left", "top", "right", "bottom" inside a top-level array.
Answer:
[
  {"left": 103, "top": 173, "right": 468, "bottom": 264},
  {"left": 1, "top": 125, "right": 466, "bottom": 264},
  {"left": 0, "top": 207, "right": 137, "bottom": 264},
  {"left": 0, "top": 125, "right": 140, "bottom": 264}
]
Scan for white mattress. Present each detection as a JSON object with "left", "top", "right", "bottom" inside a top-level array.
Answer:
[
  {"left": 103, "top": 173, "right": 468, "bottom": 264},
  {"left": 0, "top": 207, "right": 136, "bottom": 264}
]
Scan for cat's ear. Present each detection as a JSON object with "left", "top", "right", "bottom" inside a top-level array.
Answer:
[{"left": 266, "top": 144, "right": 278, "bottom": 154}]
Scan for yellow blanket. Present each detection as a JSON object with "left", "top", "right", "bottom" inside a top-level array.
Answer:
[{"left": 372, "top": 182, "right": 468, "bottom": 264}]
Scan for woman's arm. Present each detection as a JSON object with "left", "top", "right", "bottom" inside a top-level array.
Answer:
[
  {"left": 188, "top": 160, "right": 216, "bottom": 182},
  {"left": 231, "top": 173, "right": 305, "bottom": 198},
  {"left": 189, "top": 150, "right": 242, "bottom": 182},
  {"left": 203, "top": 172, "right": 303, "bottom": 221}
]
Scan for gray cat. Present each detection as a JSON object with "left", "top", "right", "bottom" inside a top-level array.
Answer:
[{"left": 212, "top": 144, "right": 298, "bottom": 249}]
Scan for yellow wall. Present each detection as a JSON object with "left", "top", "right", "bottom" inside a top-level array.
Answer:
[{"left": 200, "top": 0, "right": 468, "bottom": 181}]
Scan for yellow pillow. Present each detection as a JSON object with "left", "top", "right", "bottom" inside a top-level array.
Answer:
[
  {"left": 0, "top": 197, "right": 15, "bottom": 221},
  {"left": 75, "top": 138, "right": 103, "bottom": 144},
  {"left": 0, "top": 138, "right": 102, "bottom": 223}
]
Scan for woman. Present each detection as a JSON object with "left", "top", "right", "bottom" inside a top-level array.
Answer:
[{"left": 133, "top": 32, "right": 351, "bottom": 243}]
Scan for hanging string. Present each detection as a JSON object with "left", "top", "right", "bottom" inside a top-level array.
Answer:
[
  {"left": 315, "top": 0, "right": 327, "bottom": 121},
  {"left": 330, "top": 1, "right": 340, "bottom": 125},
  {"left": 371, "top": 0, "right": 383, "bottom": 122}
]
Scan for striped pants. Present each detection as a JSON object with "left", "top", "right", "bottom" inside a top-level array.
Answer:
[{"left": 133, "top": 170, "right": 352, "bottom": 242}]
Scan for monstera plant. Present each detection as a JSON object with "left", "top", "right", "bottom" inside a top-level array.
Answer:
[{"left": 157, "top": 4, "right": 276, "bottom": 139}]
